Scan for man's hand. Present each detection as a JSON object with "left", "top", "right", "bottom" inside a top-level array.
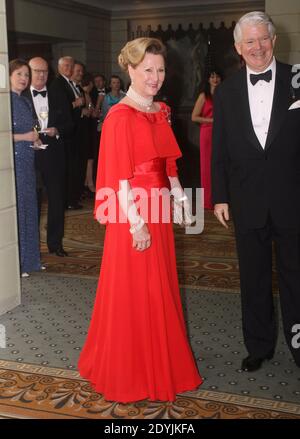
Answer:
[
  {"left": 72, "top": 97, "right": 84, "bottom": 108},
  {"left": 43, "top": 127, "right": 58, "bottom": 137},
  {"left": 81, "top": 108, "right": 91, "bottom": 117},
  {"left": 214, "top": 203, "right": 230, "bottom": 228}
]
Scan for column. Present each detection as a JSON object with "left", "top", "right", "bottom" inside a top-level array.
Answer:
[
  {"left": 266, "top": 0, "right": 300, "bottom": 64},
  {"left": 0, "top": 0, "right": 21, "bottom": 315}
]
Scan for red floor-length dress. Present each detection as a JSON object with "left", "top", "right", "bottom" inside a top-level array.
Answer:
[
  {"left": 78, "top": 102, "right": 202, "bottom": 403},
  {"left": 200, "top": 96, "right": 214, "bottom": 210}
]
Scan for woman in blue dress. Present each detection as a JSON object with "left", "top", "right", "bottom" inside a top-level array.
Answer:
[
  {"left": 10, "top": 59, "right": 43, "bottom": 278},
  {"left": 100, "top": 75, "right": 125, "bottom": 121}
]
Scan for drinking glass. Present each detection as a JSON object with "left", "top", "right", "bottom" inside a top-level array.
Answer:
[{"left": 39, "top": 105, "right": 49, "bottom": 132}]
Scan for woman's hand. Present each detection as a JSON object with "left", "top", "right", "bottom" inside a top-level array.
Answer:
[
  {"left": 132, "top": 224, "right": 151, "bottom": 252},
  {"left": 173, "top": 195, "right": 194, "bottom": 226},
  {"left": 30, "top": 138, "right": 43, "bottom": 149},
  {"left": 26, "top": 130, "right": 40, "bottom": 142},
  {"left": 14, "top": 130, "right": 40, "bottom": 143}
]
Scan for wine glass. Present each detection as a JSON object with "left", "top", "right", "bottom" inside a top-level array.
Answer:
[
  {"left": 29, "top": 116, "right": 48, "bottom": 150},
  {"left": 38, "top": 105, "right": 49, "bottom": 132}
]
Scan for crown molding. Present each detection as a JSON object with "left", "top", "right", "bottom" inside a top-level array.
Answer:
[
  {"left": 19, "top": 0, "right": 264, "bottom": 20},
  {"left": 16, "top": 0, "right": 265, "bottom": 20},
  {"left": 21, "top": 0, "right": 110, "bottom": 19},
  {"left": 111, "top": 0, "right": 264, "bottom": 20}
]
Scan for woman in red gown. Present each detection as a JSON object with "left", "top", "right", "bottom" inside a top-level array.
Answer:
[
  {"left": 192, "top": 71, "right": 222, "bottom": 210},
  {"left": 78, "top": 38, "right": 202, "bottom": 403}
]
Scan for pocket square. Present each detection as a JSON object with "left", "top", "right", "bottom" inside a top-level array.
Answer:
[{"left": 288, "top": 100, "right": 300, "bottom": 110}]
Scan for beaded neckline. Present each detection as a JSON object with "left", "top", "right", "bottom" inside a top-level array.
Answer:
[{"left": 126, "top": 86, "right": 154, "bottom": 111}]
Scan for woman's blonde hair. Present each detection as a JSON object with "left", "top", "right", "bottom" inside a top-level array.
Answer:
[{"left": 118, "top": 37, "right": 166, "bottom": 72}]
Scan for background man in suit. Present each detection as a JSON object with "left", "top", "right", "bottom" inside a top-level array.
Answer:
[
  {"left": 90, "top": 73, "right": 106, "bottom": 108},
  {"left": 212, "top": 11, "right": 300, "bottom": 371},
  {"left": 26, "top": 57, "right": 72, "bottom": 257},
  {"left": 70, "top": 61, "right": 87, "bottom": 198},
  {"left": 49, "top": 56, "right": 84, "bottom": 210}
]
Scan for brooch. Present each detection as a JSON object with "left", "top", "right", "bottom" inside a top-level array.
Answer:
[{"left": 162, "top": 107, "right": 171, "bottom": 125}]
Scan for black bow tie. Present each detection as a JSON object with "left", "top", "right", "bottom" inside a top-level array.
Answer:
[
  {"left": 33, "top": 89, "right": 47, "bottom": 97},
  {"left": 250, "top": 70, "right": 272, "bottom": 85}
]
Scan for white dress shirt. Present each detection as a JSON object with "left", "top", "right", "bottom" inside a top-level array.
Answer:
[
  {"left": 30, "top": 85, "right": 49, "bottom": 129},
  {"left": 246, "top": 57, "right": 276, "bottom": 149}
]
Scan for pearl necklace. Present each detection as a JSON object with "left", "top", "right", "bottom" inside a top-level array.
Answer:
[{"left": 126, "top": 86, "right": 153, "bottom": 111}]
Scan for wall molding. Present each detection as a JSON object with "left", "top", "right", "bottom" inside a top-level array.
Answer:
[
  {"left": 21, "top": 0, "right": 265, "bottom": 20},
  {"left": 21, "top": 0, "right": 110, "bottom": 19},
  {"left": 111, "top": 0, "right": 265, "bottom": 20}
]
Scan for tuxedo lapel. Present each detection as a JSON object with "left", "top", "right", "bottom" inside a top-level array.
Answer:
[
  {"left": 265, "top": 62, "right": 290, "bottom": 151},
  {"left": 235, "top": 68, "right": 264, "bottom": 153},
  {"left": 46, "top": 91, "right": 54, "bottom": 128},
  {"left": 58, "top": 75, "right": 75, "bottom": 103}
]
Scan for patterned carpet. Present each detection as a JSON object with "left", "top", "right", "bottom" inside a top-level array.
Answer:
[
  {"left": 0, "top": 360, "right": 299, "bottom": 419},
  {"left": 0, "top": 275, "right": 299, "bottom": 419},
  {"left": 40, "top": 199, "right": 279, "bottom": 292},
  {"left": 0, "top": 199, "right": 297, "bottom": 419},
  {"left": 40, "top": 199, "right": 243, "bottom": 291}
]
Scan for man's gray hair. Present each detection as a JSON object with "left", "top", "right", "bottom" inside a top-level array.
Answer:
[
  {"left": 58, "top": 56, "right": 74, "bottom": 66},
  {"left": 234, "top": 11, "right": 276, "bottom": 43}
]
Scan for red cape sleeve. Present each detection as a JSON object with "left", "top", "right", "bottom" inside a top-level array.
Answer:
[{"left": 94, "top": 109, "right": 135, "bottom": 220}]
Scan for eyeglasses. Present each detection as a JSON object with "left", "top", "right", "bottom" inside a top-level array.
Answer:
[
  {"left": 32, "top": 69, "right": 48, "bottom": 74},
  {"left": 243, "top": 36, "right": 272, "bottom": 48}
]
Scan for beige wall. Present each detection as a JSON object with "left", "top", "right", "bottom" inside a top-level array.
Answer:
[
  {"left": 266, "top": 0, "right": 300, "bottom": 64},
  {"left": 7, "top": 0, "right": 111, "bottom": 76},
  {"left": 111, "top": 18, "right": 128, "bottom": 81},
  {"left": 0, "top": 0, "right": 21, "bottom": 315}
]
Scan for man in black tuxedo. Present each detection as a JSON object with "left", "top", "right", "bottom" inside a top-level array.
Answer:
[
  {"left": 70, "top": 61, "right": 88, "bottom": 197},
  {"left": 212, "top": 11, "right": 300, "bottom": 371},
  {"left": 90, "top": 73, "right": 106, "bottom": 107},
  {"left": 26, "top": 57, "right": 72, "bottom": 257},
  {"left": 49, "top": 56, "right": 85, "bottom": 210},
  {"left": 90, "top": 74, "right": 107, "bottom": 177}
]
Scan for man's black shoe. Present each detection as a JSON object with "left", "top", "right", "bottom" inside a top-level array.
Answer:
[
  {"left": 49, "top": 248, "right": 69, "bottom": 257},
  {"left": 241, "top": 352, "right": 274, "bottom": 372}
]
